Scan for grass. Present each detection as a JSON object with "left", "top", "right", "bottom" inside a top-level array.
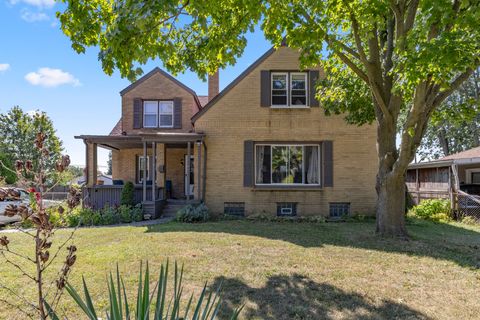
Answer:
[{"left": 0, "top": 219, "right": 479, "bottom": 319}]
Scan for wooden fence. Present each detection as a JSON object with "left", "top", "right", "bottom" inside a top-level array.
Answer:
[{"left": 83, "top": 185, "right": 164, "bottom": 209}]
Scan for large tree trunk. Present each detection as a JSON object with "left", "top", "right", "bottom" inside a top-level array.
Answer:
[
  {"left": 376, "top": 170, "right": 407, "bottom": 237},
  {"left": 375, "top": 114, "right": 409, "bottom": 238}
]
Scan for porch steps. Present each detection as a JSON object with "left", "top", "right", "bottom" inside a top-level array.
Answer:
[{"left": 161, "top": 199, "right": 199, "bottom": 217}]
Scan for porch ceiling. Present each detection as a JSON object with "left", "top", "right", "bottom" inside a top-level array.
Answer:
[{"left": 75, "top": 132, "right": 205, "bottom": 150}]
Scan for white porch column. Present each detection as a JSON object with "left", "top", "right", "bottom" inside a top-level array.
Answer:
[{"left": 151, "top": 142, "right": 156, "bottom": 201}]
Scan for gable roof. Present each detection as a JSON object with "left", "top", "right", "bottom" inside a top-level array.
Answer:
[
  {"left": 197, "top": 95, "right": 209, "bottom": 107},
  {"left": 191, "top": 47, "right": 276, "bottom": 122},
  {"left": 119, "top": 67, "right": 203, "bottom": 110},
  {"left": 109, "top": 118, "right": 123, "bottom": 136},
  {"left": 440, "top": 146, "right": 480, "bottom": 160}
]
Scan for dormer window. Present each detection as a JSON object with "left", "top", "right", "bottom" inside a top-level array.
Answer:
[
  {"left": 143, "top": 100, "right": 174, "bottom": 128},
  {"left": 270, "top": 72, "right": 308, "bottom": 107}
]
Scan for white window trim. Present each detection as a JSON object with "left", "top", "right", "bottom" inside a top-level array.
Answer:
[
  {"left": 270, "top": 72, "right": 309, "bottom": 108},
  {"left": 138, "top": 156, "right": 150, "bottom": 182},
  {"left": 290, "top": 72, "right": 308, "bottom": 107},
  {"left": 143, "top": 101, "right": 159, "bottom": 128},
  {"left": 143, "top": 100, "right": 174, "bottom": 128},
  {"left": 254, "top": 143, "right": 321, "bottom": 186},
  {"left": 465, "top": 168, "right": 480, "bottom": 184},
  {"left": 271, "top": 72, "right": 289, "bottom": 107},
  {"left": 159, "top": 100, "right": 174, "bottom": 128}
]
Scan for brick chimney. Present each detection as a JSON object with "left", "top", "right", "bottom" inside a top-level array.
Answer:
[{"left": 208, "top": 71, "right": 219, "bottom": 102}]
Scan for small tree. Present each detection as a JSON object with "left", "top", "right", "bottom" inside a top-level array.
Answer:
[
  {"left": 0, "top": 131, "right": 81, "bottom": 319},
  {"left": 120, "top": 181, "right": 135, "bottom": 207}
]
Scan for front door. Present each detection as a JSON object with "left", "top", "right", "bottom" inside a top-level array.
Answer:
[{"left": 184, "top": 155, "right": 194, "bottom": 196}]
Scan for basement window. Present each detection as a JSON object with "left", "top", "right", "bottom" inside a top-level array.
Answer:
[
  {"left": 224, "top": 202, "right": 245, "bottom": 216},
  {"left": 277, "top": 202, "right": 297, "bottom": 216},
  {"left": 329, "top": 203, "right": 350, "bottom": 218}
]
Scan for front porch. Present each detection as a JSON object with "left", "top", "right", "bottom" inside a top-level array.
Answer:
[
  {"left": 407, "top": 159, "right": 480, "bottom": 220},
  {"left": 76, "top": 132, "right": 206, "bottom": 218}
]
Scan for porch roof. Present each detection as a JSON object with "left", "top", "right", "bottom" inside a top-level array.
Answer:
[
  {"left": 408, "top": 157, "right": 480, "bottom": 170},
  {"left": 75, "top": 132, "right": 205, "bottom": 150}
]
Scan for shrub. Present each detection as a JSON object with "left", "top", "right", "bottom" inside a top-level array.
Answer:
[
  {"left": 408, "top": 199, "right": 452, "bottom": 222},
  {"left": 120, "top": 181, "right": 135, "bottom": 207},
  {"left": 65, "top": 208, "right": 81, "bottom": 227},
  {"left": 100, "top": 206, "right": 119, "bottom": 225},
  {"left": 77, "top": 207, "right": 96, "bottom": 226},
  {"left": 176, "top": 203, "right": 210, "bottom": 223},
  {"left": 461, "top": 216, "right": 478, "bottom": 225},
  {"left": 118, "top": 204, "right": 133, "bottom": 223},
  {"left": 132, "top": 203, "right": 143, "bottom": 222}
]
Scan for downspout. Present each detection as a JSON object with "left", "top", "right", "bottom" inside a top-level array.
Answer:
[{"left": 202, "top": 141, "right": 207, "bottom": 203}]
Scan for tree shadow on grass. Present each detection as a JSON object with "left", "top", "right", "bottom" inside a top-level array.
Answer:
[
  {"left": 145, "top": 219, "right": 480, "bottom": 269},
  {"left": 212, "top": 274, "right": 430, "bottom": 320}
]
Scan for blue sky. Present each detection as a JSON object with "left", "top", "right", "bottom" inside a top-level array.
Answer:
[{"left": 0, "top": 0, "right": 272, "bottom": 171}]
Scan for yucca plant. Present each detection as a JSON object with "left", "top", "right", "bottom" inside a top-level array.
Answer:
[{"left": 45, "top": 261, "right": 242, "bottom": 320}]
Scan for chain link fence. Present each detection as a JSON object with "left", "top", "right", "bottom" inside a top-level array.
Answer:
[{"left": 454, "top": 191, "right": 480, "bottom": 221}]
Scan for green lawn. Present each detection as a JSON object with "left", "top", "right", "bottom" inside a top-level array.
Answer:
[{"left": 0, "top": 219, "right": 479, "bottom": 319}]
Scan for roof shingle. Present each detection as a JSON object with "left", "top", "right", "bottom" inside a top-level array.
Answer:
[{"left": 440, "top": 146, "right": 480, "bottom": 160}]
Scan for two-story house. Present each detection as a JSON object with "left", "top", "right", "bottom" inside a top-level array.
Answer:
[{"left": 77, "top": 45, "right": 378, "bottom": 218}]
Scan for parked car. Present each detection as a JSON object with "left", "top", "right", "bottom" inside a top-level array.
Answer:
[{"left": 0, "top": 188, "right": 59, "bottom": 226}]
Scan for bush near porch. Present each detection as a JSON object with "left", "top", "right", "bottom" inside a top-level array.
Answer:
[
  {"left": 38, "top": 203, "right": 144, "bottom": 228},
  {"left": 408, "top": 199, "right": 452, "bottom": 222}
]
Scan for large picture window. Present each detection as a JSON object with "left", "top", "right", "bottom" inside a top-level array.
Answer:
[
  {"left": 143, "top": 100, "right": 174, "bottom": 128},
  {"left": 255, "top": 144, "right": 320, "bottom": 185}
]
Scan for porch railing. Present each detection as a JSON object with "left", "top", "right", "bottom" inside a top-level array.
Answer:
[{"left": 82, "top": 185, "right": 164, "bottom": 210}]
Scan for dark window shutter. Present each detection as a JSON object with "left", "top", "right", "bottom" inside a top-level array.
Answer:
[
  {"left": 323, "top": 140, "right": 333, "bottom": 187},
  {"left": 309, "top": 70, "right": 320, "bottom": 107},
  {"left": 135, "top": 155, "right": 139, "bottom": 183},
  {"left": 260, "top": 70, "right": 271, "bottom": 107},
  {"left": 244, "top": 140, "right": 254, "bottom": 187},
  {"left": 173, "top": 98, "right": 182, "bottom": 129},
  {"left": 133, "top": 98, "right": 143, "bottom": 129}
]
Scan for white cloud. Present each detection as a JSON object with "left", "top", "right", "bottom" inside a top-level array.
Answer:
[
  {"left": 9, "top": 0, "right": 55, "bottom": 8},
  {"left": 25, "top": 68, "right": 81, "bottom": 88},
  {"left": 21, "top": 9, "right": 49, "bottom": 22},
  {"left": 0, "top": 64, "right": 10, "bottom": 72}
]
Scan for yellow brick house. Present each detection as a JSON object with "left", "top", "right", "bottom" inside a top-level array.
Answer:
[{"left": 77, "top": 45, "right": 377, "bottom": 218}]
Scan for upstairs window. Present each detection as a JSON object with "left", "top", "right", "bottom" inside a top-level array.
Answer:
[
  {"left": 290, "top": 73, "right": 307, "bottom": 106},
  {"left": 270, "top": 72, "right": 307, "bottom": 107},
  {"left": 159, "top": 101, "right": 174, "bottom": 127},
  {"left": 271, "top": 73, "right": 288, "bottom": 106},
  {"left": 143, "top": 101, "right": 158, "bottom": 128},
  {"left": 143, "top": 100, "right": 174, "bottom": 128}
]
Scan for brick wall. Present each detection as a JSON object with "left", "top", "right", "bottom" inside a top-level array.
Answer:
[{"left": 194, "top": 47, "right": 378, "bottom": 216}]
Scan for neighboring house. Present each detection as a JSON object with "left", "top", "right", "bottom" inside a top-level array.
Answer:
[
  {"left": 407, "top": 146, "right": 480, "bottom": 201},
  {"left": 76, "top": 45, "right": 378, "bottom": 218},
  {"left": 77, "top": 174, "right": 113, "bottom": 186}
]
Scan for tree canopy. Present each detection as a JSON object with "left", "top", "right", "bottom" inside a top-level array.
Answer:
[
  {"left": 418, "top": 68, "right": 480, "bottom": 160},
  {"left": 58, "top": 0, "right": 480, "bottom": 236},
  {"left": 0, "top": 106, "right": 63, "bottom": 184}
]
